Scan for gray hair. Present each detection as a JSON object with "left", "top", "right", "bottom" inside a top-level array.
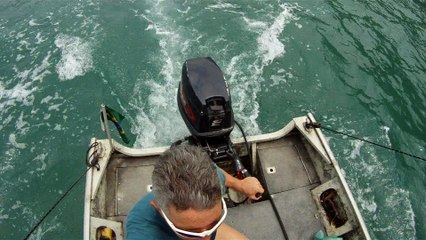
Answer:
[{"left": 152, "top": 144, "right": 222, "bottom": 213}]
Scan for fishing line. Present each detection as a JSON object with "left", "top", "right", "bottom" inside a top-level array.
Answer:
[
  {"left": 306, "top": 122, "right": 426, "bottom": 162},
  {"left": 23, "top": 167, "right": 91, "bottom": 240},
  {"left": 25, "top": 140, "right": 101, "bottom": 239}
]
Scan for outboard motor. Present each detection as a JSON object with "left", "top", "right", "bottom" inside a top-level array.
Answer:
[{"left": 177, "top": 57, "right": 234, "bottom": 161}]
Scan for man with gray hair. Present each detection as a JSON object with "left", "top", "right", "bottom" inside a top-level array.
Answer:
[{"left": 126, "top": 144, "right": 264, "bottom": 240}]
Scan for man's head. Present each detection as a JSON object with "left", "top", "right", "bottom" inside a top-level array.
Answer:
[
  {"left": 151, "top": 144, "right": 224, "bottom": 239},
  {"left": 152, "top": 144, "right": 222, "bottom": 212}
]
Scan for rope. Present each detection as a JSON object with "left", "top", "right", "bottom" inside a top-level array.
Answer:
[
  {"left": 86, "top": 141, "right": 100, "bottom": 170},
  {"left": 23, "top": 167, "right": 91, "bottom": 240},
  {"left": 318, "top": 125, "right": 426, "bottom": 162}
]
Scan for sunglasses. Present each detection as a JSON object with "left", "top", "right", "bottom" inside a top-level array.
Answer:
[{"left": 160, "top": 197, "right": 228, "bottom": 239}]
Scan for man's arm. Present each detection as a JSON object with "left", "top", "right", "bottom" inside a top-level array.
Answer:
[{"left": 219, "top": 168, "right": 264, "bottom": 200}]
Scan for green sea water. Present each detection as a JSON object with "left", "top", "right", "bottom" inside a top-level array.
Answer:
[{"left": 0, "top": 0, "right": 425, "bottom": 239}]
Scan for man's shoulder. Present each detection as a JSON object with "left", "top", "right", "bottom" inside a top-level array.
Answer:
[
  {"left": 127, "top": 192, "right": 156, "bottom": 218},
  {"left": 126, "top": 192, "right": 177, "bottom": 240}
]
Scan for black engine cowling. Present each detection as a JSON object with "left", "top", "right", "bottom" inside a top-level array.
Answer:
[
  {"left": 177, "top": 57, "right": 235, "bottom": 160},
  {"left": 178, "top": 57, "right": 234, "bottom": 140}
]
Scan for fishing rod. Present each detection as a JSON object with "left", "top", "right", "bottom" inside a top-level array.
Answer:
[
  {"left": 305, "top": 122, "right": 426, "bottom": 162},
  {"left": 22, "top": 140, "right": 103, "bottom": 240}
]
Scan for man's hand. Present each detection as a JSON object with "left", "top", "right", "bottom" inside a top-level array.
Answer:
[
  {"left": 221, "top": 168, "right": 265, "bottom": 200},
  {"left": 240, "top": 177, "right": 264, "bottom": 200}
]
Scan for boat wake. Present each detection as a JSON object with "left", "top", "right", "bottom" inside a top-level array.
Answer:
[{"left": 127, "top": 2, "right": 301, "bottom": 147}]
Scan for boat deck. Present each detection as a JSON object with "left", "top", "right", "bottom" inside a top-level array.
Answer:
[
  {"left": 94, "top": 131, "right": 353, "bottom": 239},
  {"left": 226, "top": 134, "right": 324, "bottom": 239}
]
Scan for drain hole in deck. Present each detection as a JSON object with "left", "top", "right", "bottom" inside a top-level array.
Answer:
[
  {"left": 267, "top": 167, "right": 276, "bottom": 174},
  {"left": 320, "top": 188, "right": 348, "bottom": 228}
]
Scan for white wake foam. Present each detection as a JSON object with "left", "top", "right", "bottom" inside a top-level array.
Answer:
[
  {"left": 9, "top": 134, "right": 27, "bottom": 149},
  {"left": 225, "top": 54, "right": 261, "bottom": 136},
  {"left": 257, "top": 4, "right": 298, "bottom": 65},
  {"left": 220, "top": 3, "right": 300, "bottom": 136},
  {"left": 0, "top": 82, "right": 37, "bottom": 112},
  {"left": 54, "top": 34, "right": 93, "bottom": 81},
  {"left": 34, "top": 153, "right": 48, "bottom": 172},
  {"left": 0, "top": 208, "right": 8, "bottom": 221},
  {"left": 381, "top": 126, "right": 391, "bottom": 145},
  {"left": 131, "top": 3, "right": 189, "bottom": 148},
  {"left": 205, "top": 2, "right": 243, "bottom": 15},
  {"left": 29, "top": 19, "right": 43, "bottom": 26},
  {"left": 206, "top": 3, "right": 239, "bottom": 10},
  {"left": 31, "top": 51, "right": 52, "bottom": 82},
  {"left": 242, "top": 17, "right": 267, "bottom": 31},
  {"left": 349, "top": 140, "right": 364, "bottom": 159}
]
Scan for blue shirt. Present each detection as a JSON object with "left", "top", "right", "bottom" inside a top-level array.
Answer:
[{"left": 126, "top": 166, "right": 226, "bottom": 240}]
